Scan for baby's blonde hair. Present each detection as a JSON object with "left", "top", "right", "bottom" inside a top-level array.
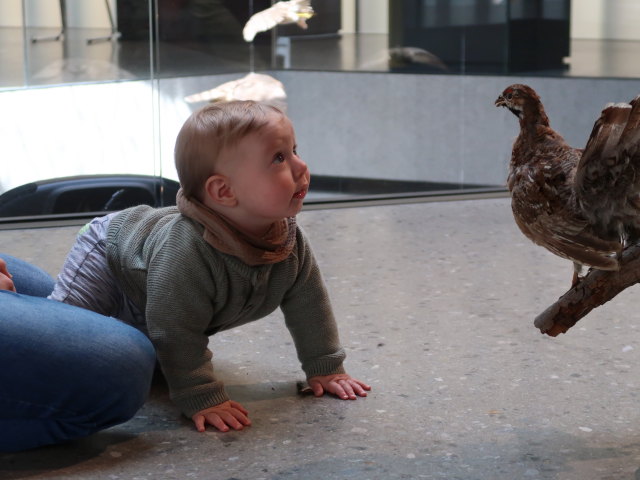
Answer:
[{"left": 175, "top": 100, "right": 285, "bottom": 200}]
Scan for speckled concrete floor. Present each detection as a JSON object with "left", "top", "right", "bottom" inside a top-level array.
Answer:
[{"left": 2, "top": 198, "right": 640, "bottom": 480}]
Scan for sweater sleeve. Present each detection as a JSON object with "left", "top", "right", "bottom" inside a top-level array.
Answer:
[
  {"left": 144, "top": 230, "right": 229, "bottom": 418},
  {"left": 280, "top": 229, "right": 346, "bottom": 378}
]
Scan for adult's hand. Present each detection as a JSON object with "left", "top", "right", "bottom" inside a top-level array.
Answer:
[{"left": 0, "top": 258, "right": 16, "bottom": 292}]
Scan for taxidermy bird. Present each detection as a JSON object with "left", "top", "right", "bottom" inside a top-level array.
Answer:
[
  {"left": 243, "top": 0, "right": 314, "bottom": 42},
  {"left": 495, "top": 84, "right": 640, "bottom": 285},
  {"left": 184, "top": 72, "right": 287, "bottom": 110}
]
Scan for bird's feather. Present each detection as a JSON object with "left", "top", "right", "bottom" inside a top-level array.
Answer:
[{"left": 575, "top": 97, "right": 640, "bottom": 242}]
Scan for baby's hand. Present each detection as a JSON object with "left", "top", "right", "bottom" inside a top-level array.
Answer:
[
  {"left": 308, "top": 373, "right": 371, "bottom": 400},
  {"left": 191, "top": 400, "right": 251, "bottom": 433}
]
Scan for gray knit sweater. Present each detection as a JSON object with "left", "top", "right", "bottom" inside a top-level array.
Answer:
[{"left": 106, "top": 206, "right": 346, "bottom": 417}]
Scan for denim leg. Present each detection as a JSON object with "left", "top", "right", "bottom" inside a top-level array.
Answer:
[
  {"left": 0, "top": 291, "right": 156, "bottom": 452},
  {"left": 0, "top": 254, "right": 54, "bottom": 298}
]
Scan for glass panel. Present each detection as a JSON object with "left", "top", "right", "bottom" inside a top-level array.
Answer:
[
  {"left": 1, "top": 0, "right": 640, "bottom": 222},
  {"left": 0, "top": 0, "right": 26, "bottom": 89},
  {"left": 0, "top": 0, "right": 161, "bottom": 220},
  {"left": 421, "top": 0, "right": 438, "bottom": 28},
  {"left": 0, "top": 1, "right": 636, "bottom": 83},
  {"left": 509, "top": 0, "right": 537, "bottom": 19},
  {"left": 450, "top": 0, "right": 478, "bottom": 27},
  {"left": 543, "top": 0, "right": 567, "bottom": 19}
]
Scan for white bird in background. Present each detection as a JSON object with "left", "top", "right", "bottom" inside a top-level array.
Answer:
[
  {"left": 242, "top": 0, "right": 315, "bottom": 42},
  {"left": 184, "top": 72, "right": 287, "bottom": 111}
]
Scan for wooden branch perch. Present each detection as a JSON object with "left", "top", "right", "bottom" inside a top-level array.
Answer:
[{"left": 534, "top": 243, "right": 640, "bottom": 336}]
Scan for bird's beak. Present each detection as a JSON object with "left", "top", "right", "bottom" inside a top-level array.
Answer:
[{"left": 495, "top": 95, "right": 506, "bottom": 107}]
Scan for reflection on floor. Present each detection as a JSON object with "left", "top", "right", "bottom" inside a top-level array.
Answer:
[
  {"left": 2, "top": 28, "right": 640, "bottom": 89},
  {"left": 2, "top": 198, "right": 640, "bottom": 479}
]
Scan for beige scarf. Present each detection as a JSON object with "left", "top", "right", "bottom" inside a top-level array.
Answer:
[{"left": 176, "top": 189, "right": 296, "bottom": 266}]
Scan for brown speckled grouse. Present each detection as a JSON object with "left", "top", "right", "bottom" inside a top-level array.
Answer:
[{"left": 495, "top": 84, "right": 640, "bottom": 285}]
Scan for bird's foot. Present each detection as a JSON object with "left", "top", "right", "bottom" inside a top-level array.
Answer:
[
  {"left": 571, "top": 263, "right": 585, "bottom": 288},
  {"left": 571, "top": 269, "right": 592, "bottom": 288},
  {"left": 571, "top": 272, "right": 582, "bottom": 288}
]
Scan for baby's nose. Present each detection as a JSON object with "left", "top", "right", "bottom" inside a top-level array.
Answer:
[{"left": 293, "top": 155, "right": 308, "bottom": 177}]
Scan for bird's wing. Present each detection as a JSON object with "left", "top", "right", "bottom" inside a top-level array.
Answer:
[
  {"left": 243, "top": 3, "right": 294, "bottom": 42},
  {"left": 511, "top": 157, "right": 620, "bottom": 269},
  {"left": 575, "top": 96, "right": 640, "bottom": 235}
]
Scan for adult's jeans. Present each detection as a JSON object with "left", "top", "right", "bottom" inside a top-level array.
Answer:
[{"left": 0, "top": 254, "right": 156, "bottom": 452}]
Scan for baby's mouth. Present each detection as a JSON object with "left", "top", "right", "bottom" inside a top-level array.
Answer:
[{"left": 293, "top": 187, "right": 307, "bottom": 199}]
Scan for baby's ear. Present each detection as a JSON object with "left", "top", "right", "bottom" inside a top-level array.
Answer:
[{"left": 203, "top": 174, "right": 237, "bottom": 207}]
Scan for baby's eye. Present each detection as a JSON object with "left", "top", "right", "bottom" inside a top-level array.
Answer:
[
  {"left": 273, "top": 153, "right": 285, "bottom": 164},
  {"left": 293, "top": 146, "right": 298, "bottom": 156}
]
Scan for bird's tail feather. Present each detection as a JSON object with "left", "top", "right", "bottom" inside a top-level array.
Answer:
[{"left": 620, "top": 94, "right": 640, "bottom": 158}]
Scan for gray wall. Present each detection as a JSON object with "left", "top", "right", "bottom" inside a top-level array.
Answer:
[
  {"left": 172, "top": 71, "right": 640, "bottom": 188},
  {"left": 4, "top": 71, "right": 639, "bottom": 195}
]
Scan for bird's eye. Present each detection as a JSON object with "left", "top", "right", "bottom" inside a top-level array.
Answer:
[{"left": 506, "top": 93, "right": 513, "bottom": 100}]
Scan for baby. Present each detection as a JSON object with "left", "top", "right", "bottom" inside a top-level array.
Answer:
[{"left": 49, "top": 100, "right": 370, "bottom": 432}]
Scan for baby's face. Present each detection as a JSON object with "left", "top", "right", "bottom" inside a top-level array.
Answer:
[{"left": 219, "top": 113, "right": 310, "bottom": 235}]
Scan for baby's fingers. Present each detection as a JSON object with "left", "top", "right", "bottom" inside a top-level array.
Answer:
[
  {"left": 193, "top": 412, "right": 229, "bottom": 433},
  {"left": 193, "top": 414, "right": 207, "bottom": 433},
  {"left": 205, "top": 413, "right": 232, "bottom": 432},
  {"left": 310, "top": 382, "right": 325, "bottom": 397},
  {"left": 331, "top": 379, "right": 371, "bottom": 400},
  {"left": 350, "top": 380, "right": 371, "bottom": 396},
  {"left": 228, "top": 408, "right": 252, "bottom": 428},
  {"left": 327, "top": 380, "right": 353, "bottom": 400},
  {"left": 340, "top": 381, "right": 357, "bottom": 400},
  {"left": 204, "top": 411, "right": 248, "bottom": 432},
  {"left": 229, "top": 400, "right": 250, "bottom": 416}
]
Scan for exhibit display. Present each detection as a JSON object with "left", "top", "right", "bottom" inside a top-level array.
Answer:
[{"left": 0, "top": 0, "right": 639, "bottom": 222}]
